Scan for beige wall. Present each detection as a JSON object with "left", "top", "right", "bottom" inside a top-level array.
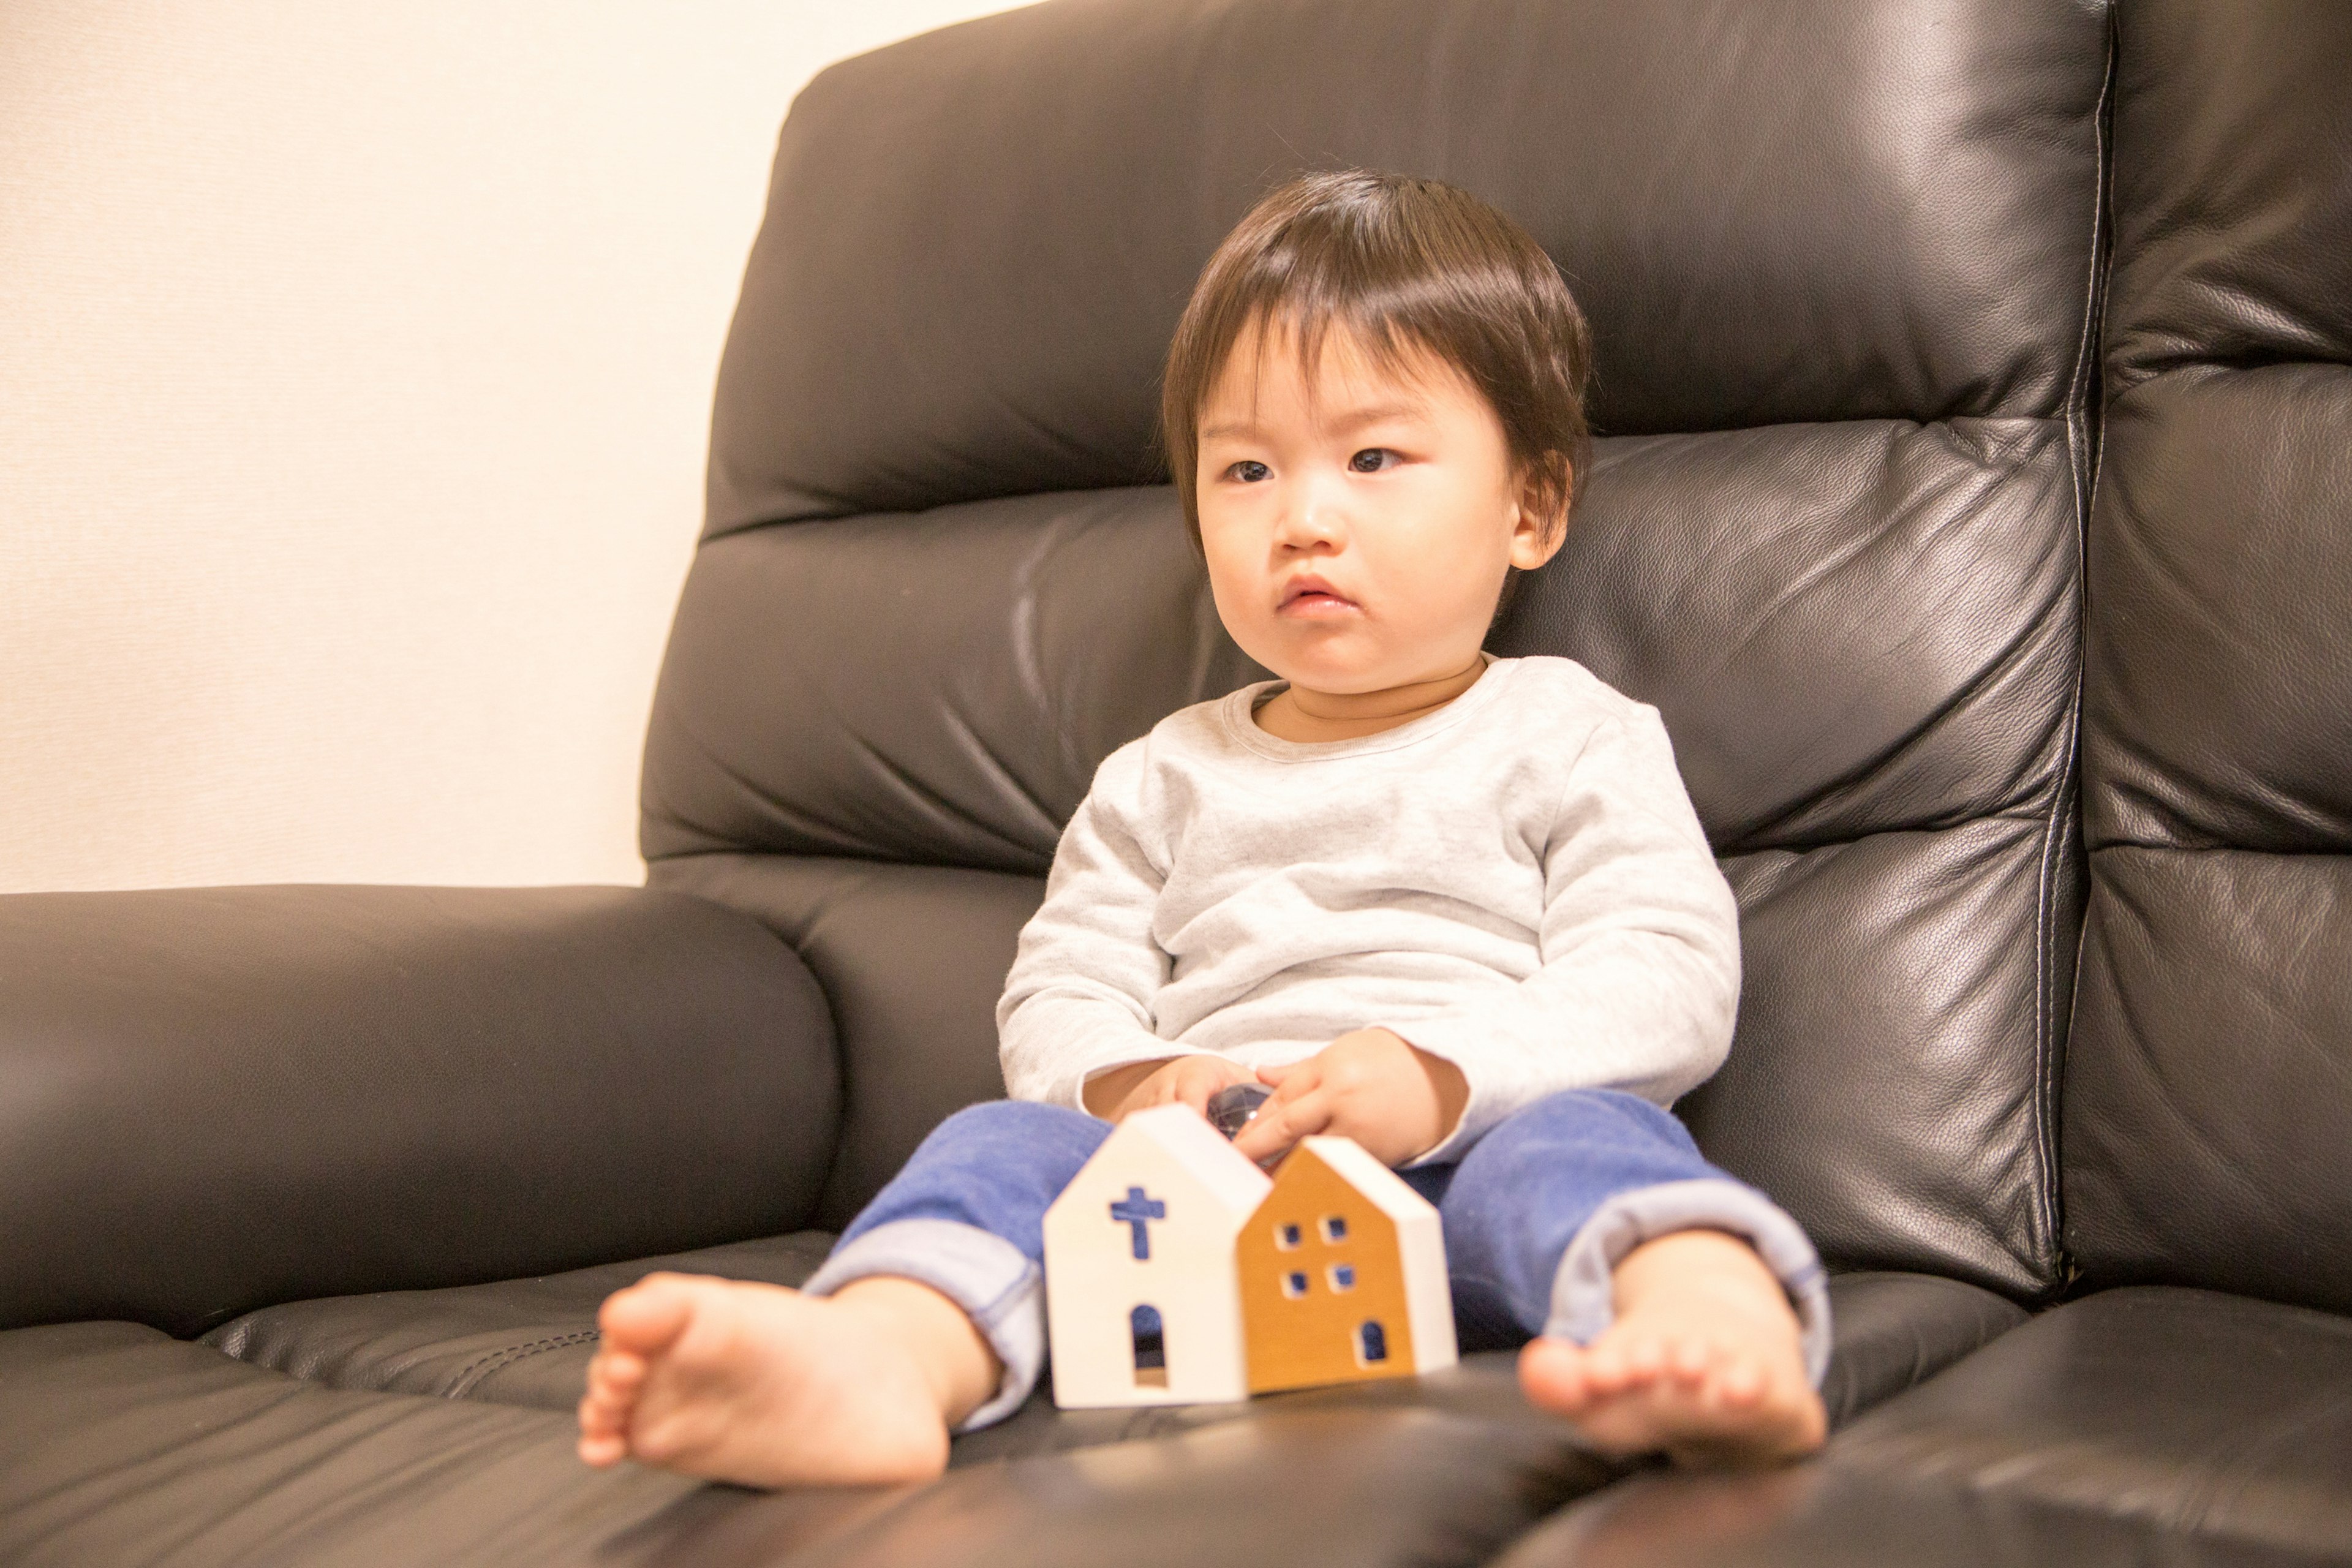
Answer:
[{"left": 0, "top": 1, "right": 1025, "bottom": 894}]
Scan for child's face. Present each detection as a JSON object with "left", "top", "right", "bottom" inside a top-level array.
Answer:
[{"left": 1194, "top": 319, "right": 1561, "bottom": 701}]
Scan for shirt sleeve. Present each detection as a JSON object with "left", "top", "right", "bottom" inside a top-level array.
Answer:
[
  {"left": 1380, "top": 708, "right": 1742, "bottom": 1164},
  {"left": 996, "top": 741, "right": 1215, "bottom": 1110}
]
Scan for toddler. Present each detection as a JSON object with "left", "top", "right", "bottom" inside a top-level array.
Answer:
[{"left": 579, "top": 171, "right": 1830, "bottom": 1487}]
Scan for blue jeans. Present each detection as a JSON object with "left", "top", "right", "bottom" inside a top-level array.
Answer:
[{"left": 803, "top": 1089, "right": 1830, "bottom": 1429}]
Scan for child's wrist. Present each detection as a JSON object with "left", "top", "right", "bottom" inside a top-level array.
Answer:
[{"left": 1401, "top": 1039, "right": 1469, "bottom": 1152}]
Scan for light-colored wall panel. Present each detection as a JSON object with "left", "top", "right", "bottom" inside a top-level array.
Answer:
[{"left": 0, "top": 1, "right": 1025, "bottom": 892}]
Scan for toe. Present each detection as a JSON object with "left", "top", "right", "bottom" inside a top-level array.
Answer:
[
  {"left": 580, "top": 1381, "right": 632, "bottom": 1436},
  {"left": 1591, "top": 1335, "right": 1664, "bottom": 1395},
  {"left": 1517, "top": 1338, "right": 1593, "bottom": 1414},
  {"left": 582, "top": 1349, "right": 646, "bottom": 1417},
  {"left": 594, "top": 1348, "right": 647, "bottom": 1393},
  {"left": 1716, "top": 1357, "right": 1766, "bottom": 1407},
  {"left": 598, "top": 1278, "right": 699, "bottom": 1357},
  {"left": 1583, "top": 1344, "right": 1632, "bottom": 1395},
  {"left": 578, "top": 1431, "right": 628, "bottom": 1468}
]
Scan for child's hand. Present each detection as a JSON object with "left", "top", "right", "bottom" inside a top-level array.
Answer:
[
  {"left": 1080, "top": 1054, "right": 1259, "bottom": 1123},
  {"left": 1229, "top": 1028, "right": 1469, "bottom": 1168}
]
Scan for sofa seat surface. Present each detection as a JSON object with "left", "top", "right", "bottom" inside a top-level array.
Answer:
[
  {"left": 203, "top": 1232, "right": 838, "bottom": 1412},
  {"left": 955, "top": 1268, "right": 2024, "bottom": 1465},
  {"left": 0, "top": 1319, "right": 1605, "bottom": 1568},
  {"left": 1491, "top": 1286, "right": 2352, "bottom": 1567},
  {"left": 0, "top": 1242, "right": 2028, "bottom": 1566},
  {"left": 0, "top": 1321, "right": 899, "bottom": 1568},
  {"left": 201, "top": 1228, "right": 2022, "bottom": 1434}
]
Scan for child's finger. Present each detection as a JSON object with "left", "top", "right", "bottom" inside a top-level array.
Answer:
[
  {"left": 1174, "top": 1070, "right": 1231, "bottom": 1113},
  {"left": 1275, "top": 1089, "right": 1338, "bottom": 1144},
  {"left": 1231, "top": 1120, "right": 1291, "bottom": 1164},
  {"left": 1232, "top": 1085, "right": 1334, "bottom": 1163},
  {"left": 1165, "top": 1062, "right": 1207, "bottom": 1102},
  {"left": 1229, "top": 1061, "right": 1322, "bottom": 1157},
  {"left": 1256, "top": 1058, "right": 1306, "bottom": 1087}
]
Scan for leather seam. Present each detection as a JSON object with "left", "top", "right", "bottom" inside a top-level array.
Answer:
[
  {"left": 2035, "top": 704, "right": 2083, "bottom": 1297},
  {"left": 2040, "top": 5, "right": 2117, "bottom": 1300},
  {"left": 1714, "top": 808, "right": 2059, "bottom": 866},
  {"left": 444, "top": 1328, "right": 602, "bottom": 1399},
  {"left": 2088, "top": 842, "right": 2352, "bottom": 859}
]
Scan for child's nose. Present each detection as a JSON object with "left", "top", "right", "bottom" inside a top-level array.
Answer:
[{"left": 1276, "top": 480, "right": 1347, "bottom": 549}]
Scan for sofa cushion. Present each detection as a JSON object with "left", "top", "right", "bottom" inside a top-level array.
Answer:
[
  {"left": 706, "top": 0, "right": 2111, "bottom": 529},
  {"left": 2067, "top": 0, "right": 2352, "bottom": 1312},
  {"left": 650, "top": 426, "right": 2076, "bottom": 871},
  {"left": 206, "top": 1228, "right": 2020, "bottom": 1449},
  {"left": 1493, "top": 1287, "right": 2352, "bottom": 1567},
  {"left": 115, "top": 1264, "right": 2016, "bottom": 1566},
  {"left": 0, "top": 1323, "right": 1619, "bottom": 1568},
  {"left": 959, "top": 1270, "right": 2025, "bottom": 1461},
  {"left": 646, "top": 854, "right": 1044, "bottom": 1229},
  {"left": 643, "top": 489, "right": 1263, "bottom": 874},
  {"left": 203, "top": 1232, "right": 837, "bottom": 1412},
  {"left": 771, "top": 1404, "right": 1618, "bottom": 1568},
  {"left": 1807, "top": 1272, "right": 2029, "bottom": 1431},
  {"left": 1496, "top": 422, "right": 2083, "bottom": 1294},
  {"left": 0, "top": 1322, "right": 872, "bottom": 1567},
  {"left": 0, "top": 885, "right": 839, "bottom": 1338}
]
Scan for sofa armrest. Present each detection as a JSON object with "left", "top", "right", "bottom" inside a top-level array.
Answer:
[{"left": 0, "top": 884, "right": 839, "bottom": 1336}]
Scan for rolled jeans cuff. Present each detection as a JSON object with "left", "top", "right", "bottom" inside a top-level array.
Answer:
[
  {"left": 801, "top": 1218, "right": 1046, "bottom": 1432},
  {"left": 1544, "top": 1177, "right": 1833, "bottom": 1389}
]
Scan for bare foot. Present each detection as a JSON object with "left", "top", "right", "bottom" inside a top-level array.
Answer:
[
  {"left": 1517, "top": 1229, "right": 1825, "bottom": 1468},
  {"left": 576, "top": 1272, "right": 1001, "bottom": 1488}
]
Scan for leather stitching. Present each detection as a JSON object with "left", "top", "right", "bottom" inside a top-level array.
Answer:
[{"left": 445, "top": 1328, "right": 602, "bottom": 1399}]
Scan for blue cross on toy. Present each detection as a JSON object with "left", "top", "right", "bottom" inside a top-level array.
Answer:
[{"left": 1110, "top": 1186, "right": 1167, "bottom": 1260}]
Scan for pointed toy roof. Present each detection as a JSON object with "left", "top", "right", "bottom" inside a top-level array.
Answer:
[
  {"left": 1060, "top": 1102, "right": 1273, "bottom": 1216},
  {"left": 1266, "top": 1136, "right": 1439, "bottom": 1224}
]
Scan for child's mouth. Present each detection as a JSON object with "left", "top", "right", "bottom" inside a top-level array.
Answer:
[{"left": 1280, "top": 579, "right": 1357, "bottom": 616}]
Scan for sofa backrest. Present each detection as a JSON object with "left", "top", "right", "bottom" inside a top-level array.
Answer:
[
  {"left": 2064, "top": 0, "right": 2352, "bottom": 1313},
  {"left": 644, "top": 0, "right": 2111, "bottom": 1289}
]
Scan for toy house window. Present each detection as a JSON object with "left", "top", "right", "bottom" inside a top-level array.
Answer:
[
  {"left": 1355, "top": 1321, "right": 1389, "bottom": 1365},
  {"left": 1283, "top": 1271, "right": 1309, "bottom": 1298},
  {"left": 1130, "top": 1305, "right": 1167, "bottom": 1387},
  {"left": 1328, "top": 1264, "right": 1356, "bottom": 1292},
  {"left": 1320, "top": 1215, "right": 1348, "bottom": 1243},
  {"left": 1276, "top": 1222, "right": 1303, "bottom": 1250}
]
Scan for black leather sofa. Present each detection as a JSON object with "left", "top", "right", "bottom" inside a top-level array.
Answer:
[{"left": 5, "top": 1, "right": 2347, "bottom": 1562}]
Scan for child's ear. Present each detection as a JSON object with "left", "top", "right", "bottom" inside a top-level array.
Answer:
[{"left": 1509, "top": 454, "right": 1572, "bottom": 570}]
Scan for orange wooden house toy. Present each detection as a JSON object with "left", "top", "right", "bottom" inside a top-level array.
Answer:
[{"left": 1236, "top": 1135, "right": 1457, "bottom": 1393}]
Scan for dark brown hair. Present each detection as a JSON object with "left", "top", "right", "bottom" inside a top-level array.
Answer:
[{"left": 1161, "top": 170, "right": 1594, "bottom": 557}]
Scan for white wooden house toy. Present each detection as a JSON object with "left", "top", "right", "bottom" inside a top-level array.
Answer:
[
  {"left": 1042, "top": 1103, "right": 1273, "bottom": 1408},
  {"left": 1235, "top": 1136, "right": 1457, "bottom": 1393}
]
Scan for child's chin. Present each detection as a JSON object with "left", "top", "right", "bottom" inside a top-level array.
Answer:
[{"left": 1277, "top": 663, "right": 1389, "bottom": 695}]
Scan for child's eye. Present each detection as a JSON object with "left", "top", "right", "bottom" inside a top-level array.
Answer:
[
  {"left": 1349, "top": 448, "right": 1399, "bottom": 473},
  {"left": 1226, "top": 459, "right": 1271, "bottom": 483}
]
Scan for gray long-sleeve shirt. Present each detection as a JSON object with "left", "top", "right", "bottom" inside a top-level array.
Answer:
[{"left": 995, "top": 655, "right": 1741, "bottom": 1165}]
